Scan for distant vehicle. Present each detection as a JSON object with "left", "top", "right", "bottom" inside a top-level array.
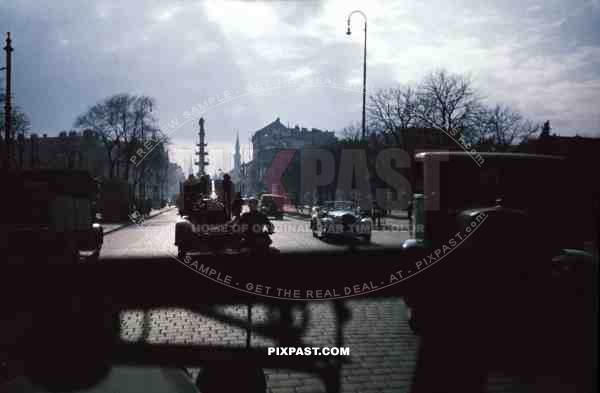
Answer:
[
  {"left": 175, "top": 178, "right": 233, "bottom": 257},
  {"left": 259, "top": 194, "right": 285, "bottom": 220},
  {"left": 1, "top": 170, "right": 104, "bottom": 263},
  {"left": 310, "top": 201, "right": 372, "bottom": 243}
]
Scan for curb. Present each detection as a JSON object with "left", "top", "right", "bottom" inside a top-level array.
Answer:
[{"left": 103, "top": 207, "right": 176, "bottom": 235}]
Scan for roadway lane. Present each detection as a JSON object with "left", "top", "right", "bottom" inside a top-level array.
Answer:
[
  {"left": 100, "top": 210, "right": 411, "bottom": 258},
  {"left": 97, "top": 210, "right": 529, "bottom": 393}
]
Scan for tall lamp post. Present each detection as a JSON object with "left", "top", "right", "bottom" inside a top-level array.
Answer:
[
  {"left": 139, "top": 99, "right": 152, "bottom": 206},
  {"left": 346, "top": 11, "right": 367, "bottom": 141},
  {"left": 1, "top": 66, "right": 5, "bottom": 168},
  {"left": 3, "top": 32, "right": 13, "bottom": 169}
]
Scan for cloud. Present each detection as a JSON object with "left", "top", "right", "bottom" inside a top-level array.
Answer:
[{"left": 0, "top": 0, "right": 598, "bottom": 146}]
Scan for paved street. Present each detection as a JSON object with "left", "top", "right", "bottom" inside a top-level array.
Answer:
[
  {"left": 100, "top": 209, "right": 412, "bottom": 258},
  {"left": 98, "top": 210, "right": 535, "bottom": 393}
]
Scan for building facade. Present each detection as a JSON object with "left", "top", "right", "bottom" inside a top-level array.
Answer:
[
  {"left": 245, "top": 118, "right": 336, "bottom": 196},
  {"left": 8, "top": 130, "right": 184, "bottom": 205}
]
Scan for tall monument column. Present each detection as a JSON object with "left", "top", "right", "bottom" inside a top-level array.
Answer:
[
  {"left": 233, "top": 131, "right": 241, "bottom": 176},
  {"left": 231, "top": 131, "right": 242, "bottom": 194},
  {"left": 195, "top": 117, "right": 209, "bottom": 177}
]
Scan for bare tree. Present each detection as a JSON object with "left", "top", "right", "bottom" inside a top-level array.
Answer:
[
  {"left": 126, "top": 96, "right": 158, "bottom": 185},
  {"left": 1, "top": 94, "right": 31, "bottom": 139},
  {"left": 367, "top": 70, "right": 482, "bottom": 151},
  {"left": 476, "top": 104, "right": 541, "bottom": 150},
  {"left": 339, "top": 121, "right": 362, "bottom": 143},
  {"left": 368, "top": 85, "right": 421, "bottom": 147},
  {"left": 75, "top": 93, "right": 158, "bottom": 179},
  {"left": 417, "top": 69, "right": 481, "bottom": 139}
]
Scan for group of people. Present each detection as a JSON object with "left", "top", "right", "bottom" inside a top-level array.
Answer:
[{"left": 229, "top": 197, "right": 274, "bottom": 250}]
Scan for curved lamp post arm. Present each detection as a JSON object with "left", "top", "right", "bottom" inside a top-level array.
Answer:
[
  {"left": 346, "top": 10, "right": 367, "bottom": 30},
  {"left": 346, "top": 10, "right": 368, "bottom": 140}
]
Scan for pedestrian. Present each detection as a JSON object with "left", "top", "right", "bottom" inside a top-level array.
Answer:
[
  {"left": 372, "top": 203, "right": 383, "bottom": 228},
  {"left": 232, "top": 193, "right": 242, "bottom": 219}
]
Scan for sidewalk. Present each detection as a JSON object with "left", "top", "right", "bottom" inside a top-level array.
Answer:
[{"left": 102, "top": 206, "right": 175, "bottom": 235}]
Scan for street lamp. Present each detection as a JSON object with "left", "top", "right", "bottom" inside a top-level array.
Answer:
[
  {"left": 139, "top": 98, "right": 152, "bottom": 206},
  {"left": 346, "top": 10, "right": 367, "bottom": 141}
]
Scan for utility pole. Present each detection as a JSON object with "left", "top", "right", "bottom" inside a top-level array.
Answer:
[{"left": 3, "top": 32, "right": 13, "bottom": 169}]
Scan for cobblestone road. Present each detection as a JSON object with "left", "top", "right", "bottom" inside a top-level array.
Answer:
[{"left": 100, "top": 210, "right": 539, "bottom": 392}]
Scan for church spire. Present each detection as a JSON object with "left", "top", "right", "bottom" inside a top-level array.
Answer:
[{"left": 233, "top": 129, "right": 241, "bottom": 176}]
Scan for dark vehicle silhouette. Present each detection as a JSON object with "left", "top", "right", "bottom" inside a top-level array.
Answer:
[
  {"left": 175, "top": 177, "right": 232, "bottom": 257},
  {"left": 400, "top": 152, "right": 596, "bottom": 392},
  {"left": 258, "top": 194, "right": 284, "bottom": 220},
  {"left": 1, "top": 170, "right": 103, "bottom": 264}
]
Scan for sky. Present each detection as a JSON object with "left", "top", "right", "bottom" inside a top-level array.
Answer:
[{"left": 1, "top": 0, "right": 599, "bottom": 174}]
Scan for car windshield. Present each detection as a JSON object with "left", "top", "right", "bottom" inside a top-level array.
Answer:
[{"left": 323, "top": 201, "right": 353, "bottom": 211}]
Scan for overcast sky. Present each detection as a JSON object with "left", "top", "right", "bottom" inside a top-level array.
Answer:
[{"left": 2, "top": 0, "right": 599, "bottom": 173}]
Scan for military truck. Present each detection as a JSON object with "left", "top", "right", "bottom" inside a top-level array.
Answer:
[
  {"left": 175, "top": 176, "right": 234, "bottom": 257},
  {"left": 1, "top": 169, "right": 104, "bottom": 264}
]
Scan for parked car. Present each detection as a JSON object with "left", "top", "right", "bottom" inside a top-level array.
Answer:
[{"left": 310, "top": 201, "right": 372, "bottom": 243}]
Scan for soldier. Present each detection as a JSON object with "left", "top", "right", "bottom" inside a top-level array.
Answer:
[
  {"left": 231, "top": 193, "right": 243, "bottom": 219},
  {"left": 223, "top": 174, "right": 232, "bottom": 220}
]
